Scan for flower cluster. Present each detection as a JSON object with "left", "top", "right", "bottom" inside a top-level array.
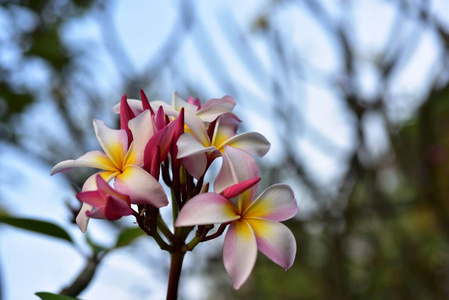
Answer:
[{"left": 51, "top": 90, "right": 298, "bottom": 290}]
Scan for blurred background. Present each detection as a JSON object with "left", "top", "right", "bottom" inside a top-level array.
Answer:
[{"left": 1, "top": 0, "right": 449, "bottom": 299}]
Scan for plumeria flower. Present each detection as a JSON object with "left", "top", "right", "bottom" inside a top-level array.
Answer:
[
  {"left": 175, "top": 148, "right": 298, "bottom": 289},
  {"left": 76, "top": 174, "right": 134, "bottom": 221},
  {"left": 176, "top": 112, "right": 271, "bottom": 178},
  {"left": 51, "top": 111, "right": 168, "bottom": 230}
]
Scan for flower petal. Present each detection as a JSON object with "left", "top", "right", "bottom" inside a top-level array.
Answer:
[
  {"left": 221, "top": 132, "right": 270, "bottom": 157},
  {"left": 103, "top": 195, "right": 134, "bottom": 220},
  {"left": 184, "top": 111, "right": 211, "bottom": 147},
  {"left": 76, "top": 190, "right": 104, "bottom": 208},
  {"left": 212, "top": 113, "right": 239, "bottom": 149},
  {"left": 50, "top": 151, "right": 118, "bottom": 175},
  {"left": 175, "top": 193, "right": 239, "bottom": 227},
  {"left": 176, "top": 133, "right": 216, "bottom": 158},
  {"left": 94, "top": 119, "right": 128, "bottom": 169},
  {"left": 140, "top": 89, "right": 155, "bottom": 114},
  {"left": 75, "top": 171, "right": 115, "bottom": 232},
  {"left": 246, "top": 219, "right": 296, "bottom": 270},
  {"left": 172, "top": 91, "right": 198, "bottom": 113},
  {"left": 182, "top": 153, "right": 207, "bottom": 179},
  {"left": 76, "top": 203, "right": 92, "bottom": 233},
  {"left": 114, "top": 165, "right": 168, "bottom": 207},
  {"left": 196, "top": 95, "right": 237, "bottom": 122},
  {"left": 120, "top": 94, "right": 135, "bottom": 143},
  {"left": 113, "top": 99, "right": 144, "bottom": 116},
  {"left": 223, "top": 220, "right": 258, "bottom": 290},
  {"left": 244, "top": 184, "right": 298, "bottom": 221},
  {"left": 222, "top": 177, "right": 261, "bottom": 199},
  {"left": 127, "top": 110, "right": 155, "bottom": 166}
]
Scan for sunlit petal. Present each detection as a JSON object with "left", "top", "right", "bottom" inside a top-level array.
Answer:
[
  {"left": 223, "top": 220, "right": 257, "bottom": 290},
  {"left": 175, "top": 193, "right": 240, "bottom": 227},
  {"left": 244, "top": 184, "right": 298, "bottom": 221},
  {"left": 50, "top": 151, "right": 118, "bottom": 175},
  {"left": 247, "top": 219, "right": 296, "bottom": 270},
  {"left": 93, "top": 119, "right": 128, "bottom": 169},
  {"left": 221, "top": 132, "right": 270, "bottom": 157},
  {"left": 114, "top": 165, "right": 168, "bottom": 207}
]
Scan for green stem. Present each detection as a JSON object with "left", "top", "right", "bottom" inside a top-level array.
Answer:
[
  {"left": 166, "top": 251, "right": 186, "bottom": 300},
  {"left": 157, "top": 215, "right": 174, "bottom": 240}
]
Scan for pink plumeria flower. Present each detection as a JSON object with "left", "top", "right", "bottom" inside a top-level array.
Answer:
[
  {"left": 175, "top": 147, "right": 298, "bottom": 289},
  {"left": 176, "top": 112, "right": 270, "bottom": 178},
  {"left": 176, "top": 185, "right": 298, "bottom": 289},
  {"left": 76, "top": 175, "right": 134, "bottom": 221},
  {"left": 51, "top": 111, "right": 168, "bottom": 230}
]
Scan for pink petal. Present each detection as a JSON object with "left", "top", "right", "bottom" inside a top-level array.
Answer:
[
  {"left": 214, "top": 146, "right": 259, "bottom": 198},
  {"left": 175, "top": 193, "right": 239, "bottom": 227},
  {"left": 75, "top": 171, "right": 114, "bottom": 232},
  {"left": 76, "top": 190, "right": 105, "bottom": 207},
  {"left": 140, "top": 89, "right": 155, "bottom": 115},
  {"left": 103, "top": 195, "right": 134, "bottom": 220},
  {"left": 244, "top": 184, "right": 298, "bottom": 221},
  {"left": 143, "top": 118, "right": 178, "bottom": 170},
  {"left": 114, "top": 165, "right": 168, "bottom": 207},
  {"left": 120, "top": 94, "right": 135, "bottom": 143},
  {"left": 196, "top": 95, "right": 238, "bottom": 122},
  {"left": 127, "top": 110, "right": 155, "bottom": 166},
  {"left": 86, "top": 208, "right": 106, "bottom": 219},
  {"left": 246, "top": 219, "right": 296, "bottom": 270},
  {"left": 154, "top": 106, "right": 167, "bottom": 130},
  {"left": 182, "top": 153, "right": 207, "bottom": 179},
  {"left": 176, "top": 133, "right": 215, "bottom": 158},
  {"left": 93, "top": 119, "right": 128, "bottom": 169},
  {"left": 223, "top": 220, "right": 258, "bottom": 290},
  {"left": 221, "top": 132, "right": 271, "bottom": 157},
  {"left": 76, "top": 203, "right": 92, "bottom": 233},
  {"left": 50, "top": 151, "right": 118, "bottom": 175},
  {"left": 222, "top": 177, "right": 261, "bottom": 199}
]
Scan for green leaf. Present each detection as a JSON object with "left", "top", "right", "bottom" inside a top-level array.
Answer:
[
  {"left": 114, "top": 226, "right": 146, "bottom": 248},
  {"left": 35, "top": 292, "right": 79, "bottom": 300},
  {"left": 0, "top": 217, "right": 72, "bottom": 243}
]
